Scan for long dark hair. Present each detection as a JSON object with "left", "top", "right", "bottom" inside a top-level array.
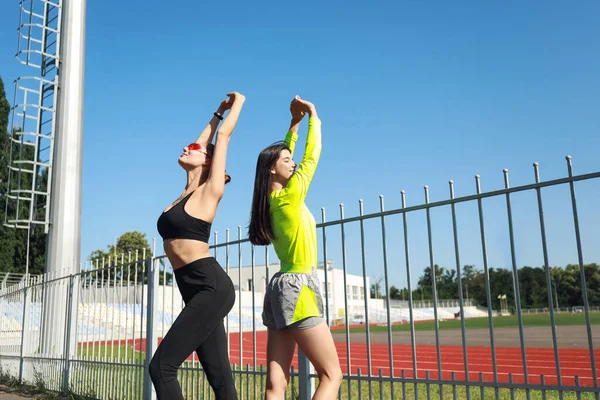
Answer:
[{"left": 248, "top": 141, "right": 290, "bottom": 245}]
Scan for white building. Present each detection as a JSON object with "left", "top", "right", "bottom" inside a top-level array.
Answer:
[{"left": 226, "top": 260, "right": 370, "bottom": 324}]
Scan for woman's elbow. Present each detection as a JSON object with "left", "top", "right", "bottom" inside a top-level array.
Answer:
[{"left": 216, "top": 130, "right": 232, "bottom": 140}]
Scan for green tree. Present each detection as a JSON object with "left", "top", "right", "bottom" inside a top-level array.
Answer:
[
  {"left": 517, "top": 266, "right": 548, "bottom": 308},
  {"left": 414, "top": 263, "right": 600, "bottom": 311},
  {"left": 0, "top": 76, "right": 49, "bottom": 276},
  {"left": 418, "top": 264, "right": 445, "bottom": 300},
  {"left": 88, "top": 230, "right": 157, "bottom": 283},
  {"left": 489, "top": 268, "right": 514, "bottom": 310},
  {"left": 388, "top": 286, "right": 410, "bottom": 301},
  {"left": 462, "top": 265, "right": 476, "bottom": 302},
  {"left": 563, "top": 263, "right": 600, "bottom": 308},
  {"left": 0, "top": 76, "right": 16, "bottom": 273},
  {"left": 438, "top": 268, "right": 458, "bottom": 300},
  {"left": 462, "top": 267, "right": 514, "bottom": 309},
  {"left": 389, "top": 285, "right": 401, "bottom": 300},
  {"left": 469, "top": 268, "right": 487, "bottom": 307},
  {"left": 550, "top": 266, "right": 570, "bottom": 309},
  {"left": 89, "top": 231, "right": 153, "bottom": 265}
]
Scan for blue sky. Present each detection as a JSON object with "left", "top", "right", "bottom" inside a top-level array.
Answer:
[{"left": 1, "top": 1, "right": 599, "bottom": 291}]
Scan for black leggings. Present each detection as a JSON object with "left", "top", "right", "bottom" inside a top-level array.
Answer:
[{"left": 149, "top": 257, "right": 237, "bottom": 399}]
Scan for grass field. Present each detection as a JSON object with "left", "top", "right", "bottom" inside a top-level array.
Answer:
[
  {"left": 63, "top": 357, "right": 600, "bottom": 400},
  {"left": 346, "top": 312, "right": 600, "bottom": 333}
]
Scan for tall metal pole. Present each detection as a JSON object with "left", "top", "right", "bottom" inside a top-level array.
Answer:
[
  {"left": 45, "top": 0, "right": 86, "bottom": 278},
  {"left": 41, "top": 0, "right": 86, "bottom": 361}
]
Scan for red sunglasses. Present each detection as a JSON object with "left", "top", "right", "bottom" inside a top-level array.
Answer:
[{"left": 187, "top": 143, "right": 209, "bottom": 155}]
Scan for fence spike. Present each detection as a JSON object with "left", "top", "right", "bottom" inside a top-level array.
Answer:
[
  {"left": 533, "top": 162, "right": 541, "bottom": 183},
  {"left": 566, "top": 155, "right": 573, "bottom": 177}
]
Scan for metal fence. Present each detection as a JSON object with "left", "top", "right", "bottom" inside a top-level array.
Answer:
[{"left": 1, "top": 156, "right": 599, "bottom": 399}]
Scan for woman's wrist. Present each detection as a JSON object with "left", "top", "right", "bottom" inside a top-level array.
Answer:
[{"left": 214, "top": 106, "right": 228, "bottom": 119}]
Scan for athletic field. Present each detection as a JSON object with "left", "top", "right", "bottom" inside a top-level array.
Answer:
[
  {"left": 118, "top": 313, "right": 600, "bottom": 386},
  {"left": 73, "top": 313, "right": 600, "bottom": 399}
]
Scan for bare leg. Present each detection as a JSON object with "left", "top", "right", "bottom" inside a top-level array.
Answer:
[
  {"left": 291, "top": 321, "right": 343, "bottom": 400},
  {"left": 265, "top": 328, "right": 297, "bottom": 400}
]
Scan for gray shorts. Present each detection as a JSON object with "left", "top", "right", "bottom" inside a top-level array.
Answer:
[
  {"left": 286, "top": 316, "right": 325, "bottom": 330},
  {"left": 262, "top": 268, "right": 324, "bottom": 330}
]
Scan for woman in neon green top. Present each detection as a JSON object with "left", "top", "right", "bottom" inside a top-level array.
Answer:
[{"left": 249, "top": 96, "right": 342, "bottom": 399}]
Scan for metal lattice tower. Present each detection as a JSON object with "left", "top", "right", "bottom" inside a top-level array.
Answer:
[
  {"left": 5, "top": 0, "right": 86, "bottom": 359},
  {"left": 4, "top": 0, "right": 61, "bottom": 274},
  {"left": 6, "top": 0, "right": 86, "bottom": 280}
]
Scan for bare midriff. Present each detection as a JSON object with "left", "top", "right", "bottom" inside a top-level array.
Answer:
[{"left": 163, "top": 239, "right": 212, "bottom": 270}]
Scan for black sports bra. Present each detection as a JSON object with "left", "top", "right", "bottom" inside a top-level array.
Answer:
[{"left": 157, "top": 191, "right": 211, "bottom": 243}]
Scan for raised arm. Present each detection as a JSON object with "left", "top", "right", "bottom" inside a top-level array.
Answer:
[
  {"left": 285, "top": 97, "right": 321, "bottom": 201},
  {"left": 283, "top": 100, "right": 305, "bottom": 156},
  {"left": 206, "top": 92, "right": 246, "bottom": 197},
  {"left": 194, "top": 99, "right": 230, "bottom": 146}
]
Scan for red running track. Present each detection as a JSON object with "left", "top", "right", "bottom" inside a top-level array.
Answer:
[{"left": 107, "top": 331, "right": 600, "bottom": 387}]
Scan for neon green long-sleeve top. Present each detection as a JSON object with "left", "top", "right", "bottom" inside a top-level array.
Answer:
[{"left": 270, "top": 117, "right": 322, "bottom": 274}]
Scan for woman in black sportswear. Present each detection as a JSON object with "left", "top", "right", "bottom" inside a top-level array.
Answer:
[{"left": 151, "top": 92, "right": 245, "bottom": 399}]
